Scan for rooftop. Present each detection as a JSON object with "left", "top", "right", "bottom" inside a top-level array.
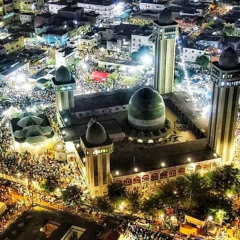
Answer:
[
  {"left": 111, "top": 139, "right": 216, "bottom": 176},
  {"left": 0, "top": 206, "right": 100, "bottom": 240}
]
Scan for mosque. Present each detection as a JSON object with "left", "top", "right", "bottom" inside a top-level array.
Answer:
[{"left": 51, "top": 11, "right": 240, "bottom": 197}]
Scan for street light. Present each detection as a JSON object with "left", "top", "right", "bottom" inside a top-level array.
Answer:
[
  {"left": 187, "top": 157, "right": 191, "bottom": 162},
  {"left": 115, "top": 171, "right": 119, "bottom": 176},
  {"left": 161, "top": 162, "right": 166, "bottom": 167},
  {"left": 134, "top": 167, "right": 138, "bottom": 172}
]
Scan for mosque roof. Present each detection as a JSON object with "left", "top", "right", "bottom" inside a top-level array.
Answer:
[
  {"left": 218, "top": 47, "right": 239, "bottom": 70},
  {"left": 52, "top": 65, "right": 75, "bottom": 85},
  {"left": 154, "top": 8, "right": 177, "bottom": 26}
]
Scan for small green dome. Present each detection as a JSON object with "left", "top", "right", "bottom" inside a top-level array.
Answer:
[
  {"left": 128, "top": 87, "right": 166, "bottom": 130},
  {"left": 55, "top": 65, "right": 72, "bottom": 84},
  {"left": 86, "top": 120, "right": 107, "bottom": 146}
]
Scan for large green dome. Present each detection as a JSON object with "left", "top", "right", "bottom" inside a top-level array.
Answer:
[{"left": 128, "top": 87, "right": 166, "bottom": 130}]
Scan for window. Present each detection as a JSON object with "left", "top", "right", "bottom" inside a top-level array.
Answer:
[
  {"left": 93, "top": 156, "right": 98, "bottom": 186},
  {"left": 102, "top": 155, "right": 107, "bottom": 184}
]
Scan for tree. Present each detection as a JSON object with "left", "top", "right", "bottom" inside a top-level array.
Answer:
[
  {"left": 62, "top": 185, "right": 83, "bottom": 206},
  {"left": 207, "top": 165, "right": 240, "bottom": 195},
  {"left": 157, "top": 180, "right": 178, "bottom": 207},
  {"left": 176, "top": 173, "right": 209, "bottom": 210},
  {"left": 107, "top": 182, "right": 126, "bottom": 205},
  {"left": 127, "top": 190, "right": 141, "bottom": 213},
  {"left": 41, "top": 176, "right": 57, "bottom": 193},
  {"left": 225, "top": 27, "right": 236, "bottom": 36},
  {"left": 93, "top": 197, "right": 113, "bottom": 213},
  {"left": 141, "top": 195, "right": 163, "bottom": 217},
  {"left": 195, "top": 55, "right": 209, "bottom": 72}
]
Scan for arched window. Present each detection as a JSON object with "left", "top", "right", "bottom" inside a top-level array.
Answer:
[
  {"left": 196, "top": 165, "right": 202, "bottom": 172},
  {"left": 169, "top": 170, "right": 176, "bottom": 177},
  {"left": 151, "top": 173, "right": 158, "bottom": 181},
  {"left": 124, "top": 178, "right": 132, "bottom": 186},
  {"left": 178, "top": 168, "right": 185, "bottom": 176},
  {"left": 142, "top": 175, "right": 149, "bottom": 182},
  {"left": 133, "top": 176, "right": 141, "bottom": 184},
  {"left": 160, "top": 171, "right": 167, "bottom": 179}
]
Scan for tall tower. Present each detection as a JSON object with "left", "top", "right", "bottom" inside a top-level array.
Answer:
[
  {"left": 52, "top": 65, "right": 76, "bottom": 111},
  {"left": 153, "top": 9, "right": 178, "bottom": 94},
  {"left": 80, "top": 120, "right": 113, "bottom": 197},
  {"left": 208, "top": 47, "right": 240, "bottom": 164}
]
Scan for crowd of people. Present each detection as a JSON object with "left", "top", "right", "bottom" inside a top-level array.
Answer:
[{"left": 118, "top": 221, "right": 174, "bottom": 240}]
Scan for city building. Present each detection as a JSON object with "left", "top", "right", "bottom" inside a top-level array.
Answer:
[
  {"left": 139, "top": 0, "right": 169, "bottom": 12},
  {"left": 80, "top": 120, "right": 113, "bottom": 196},
  {"left": 52, "top": 65, "right": 76, "bottom": 111},
  {"left": 77, "top": 0, "right": 118, "bottom": 18},
  {"left": 208, "top": 47, "right": 240, "bottom": 164},
  {"left": 55, "top": 47, "right": 78, "bottom": 67},
  {"left": 0, "top": 0, "right": 14, "bottom": 28},
  {"left": 153, "top": 8, "right": 178, "bottom": 94},
  {"left": 53, "top": 67, "right": 220, "bottom": 197}
]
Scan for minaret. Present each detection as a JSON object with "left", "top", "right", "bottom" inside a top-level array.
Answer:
[
  {"left": 153, "top": 9, "right": 178, "bottom": 94},
  {"left": 80, "top": 120, "right": 113, "bottom": 197},
  {"left": 208, "top": 47, "right": 240, "bottom": 164},
  {"left": 52, "top": 65, "right": 76, "bottom": 111}
]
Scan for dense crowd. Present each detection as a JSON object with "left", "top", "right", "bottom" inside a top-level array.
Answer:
[{"left": 118, "top": 221, "right": 173, "bottom": 240}]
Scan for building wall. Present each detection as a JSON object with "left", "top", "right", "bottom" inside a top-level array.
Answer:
[
  {"left": 4, "top": 36, "right": 24, "bottom": 54},
  {"left": 76, "top": 2, "right": 116, "bottom": 17},
  {"left": 131, "top": 34, "right": 154, "bottom": 53},
  {"left": 209, "top": 65, "right": 240, "bottom": 164},
  {"left": 183, "top": 47, "right": 205, "bottom": 62},
  {"left": 48, "top": 3, "right": 66, "bottom": 14},
  {"left": 154, "top": 24, "right": 178, "bottom": 94},
  {"left": 139, "top": 3, "right": 166, "bottom": 11},
  {"left": 114, "top": 159, "right": 220, "bottom": 191}
]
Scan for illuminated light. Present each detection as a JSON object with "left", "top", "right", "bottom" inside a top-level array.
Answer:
[
  {"left": 82, "top": 62, "right": 88, "bottom": 70},
  {"left": 187, "top": 157, "right": 191, "bottom": 162},
  {"left": 62, "top": 130, "right": 66, "bottom": 135},
  {"left": 141, "top": 54, "right": 153, "bottom": 65},
  {"left": 160, "top": 213, "right": 165, "bottom": 219},
  {"left": 173, "top": 191, "right": 177, "bottom": 194},
  {"left": 208, "top": 215, "right": 213, "bottom": 221},
  {"left": 161, "top": 162, "right": 166, "bottom": 167},
  {"left": 16, "top": 73, "right": 27, "bottom": 82},
  {"left": 115, "top": 171, "right": 119, "bottom": 176},
  {"left": 76, "top": 144, "right": 80, "bottom": 148},
  {"left": 213, "top": 153, "right": 217, "bottom": 158},
  {"left": 134, "top": 167, "right": 138, "bottom": 172},
  {"left": 64, "top": 118, "right": 68, "bottom": 123},
  {"left": 227, "top": 193, "right": 233, "bottom": 199}
]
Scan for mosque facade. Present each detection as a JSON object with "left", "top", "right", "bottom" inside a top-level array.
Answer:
[{"left": 52, "top": 14, "right": 240, "bottom": 197}]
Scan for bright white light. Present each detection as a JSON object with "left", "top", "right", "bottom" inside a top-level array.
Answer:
[
  {"left": 16, "top": 73, "right": 26, "bottom": 82},
  {"left": 161, "top": 162, "right": 166, "bottom": 167},
  {"left": 115, "top": 171, "right": 119, "bottom": 176},
  {"left": 141, "top": 54, "right": 152, "bottom": 65},
  {"left": 82, "top": 62, "right": 88, "bottom": 70},
  {"left": 134, "top": 167, "right": 138, "bottom": 172},
  {"left": 208, "top": 215, "right": 213, "bottom": 221}
]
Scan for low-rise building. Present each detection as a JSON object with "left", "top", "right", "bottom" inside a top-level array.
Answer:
[
  {"left": 0, "top": 34, "right": 24, "bottom": 55},
  {"left": 77, "top": 0, "right": 118, "bottom": 18},
  {"left": 139, "top": 0, "right": 169, "bottom": 12},
  {"left": 55, "top": 47, "right": 78, "bottom": 67},
  {"left": 183, "top": 47, "right": 206, "bottom": 62}
]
